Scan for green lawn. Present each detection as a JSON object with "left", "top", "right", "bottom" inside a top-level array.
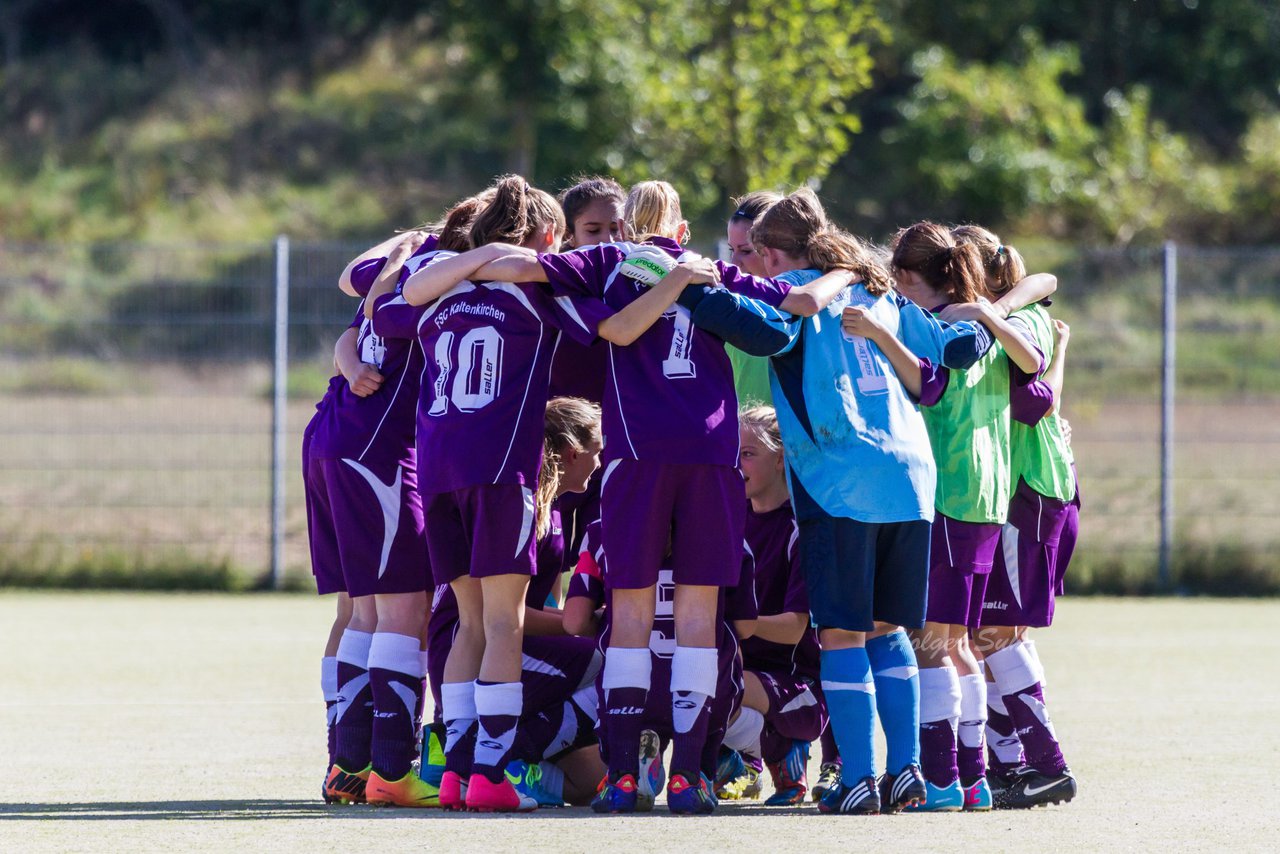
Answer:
[{"left": 0, "top": 593, "right": 1274, "bottom": 851}]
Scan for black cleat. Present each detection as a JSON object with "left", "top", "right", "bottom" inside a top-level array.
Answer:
[
  {"left": 878, "top": 764, "right": 926, "bottom": 813},
  {"left": 998, "top": 766, "right": 1076, "bottom": 809},
  {"left": 818, "top": 774, "right": 880, "bottom": 814}
]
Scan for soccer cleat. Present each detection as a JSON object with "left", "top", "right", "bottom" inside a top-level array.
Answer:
[
  {"left": 903, "top": 779, "right": 965, "bottom": 812},
  {"left": 764, "top": 739, "right": 810, "bottom": 806},
  {"left": 465, "top": 772, "right": 538, "bottom": 813},
  {"left": 420, "top": 723, "right": 447, "bottom": 788},
  {"left": 667, "top": 772, "right": 716, "bottom": 815},
  {"left": 998, "top": 767, "right": 1077, "bottom": 809},
  {"left": 366, "top": 765, "right": 441, "bottom": 808},
  {"left": 637, "top": 729, "right": 666, "bottom": 811},
  {"left": 878, "top": 764, "right": 927, "bottom": 813},
  {"left": 986, "top": 764, "right": 1027, "bottom": 802},
  {"left": 713, "top": 747, "right": 747, "bottom": 800},
  {"left": 506, "top": 760, "right": 564, "bottom": 808},
  {"left": 719, "top": 764, "right": 763, "bottom": 801},
  {"left": 439, "top": 769, "right": 468, "bottom": 811},
  {"left": 323, "top": 763, "right": 371, "bottom": 805},
  {"left": 817, "top": 774, "right": 880, "bottom": 815},
  {"left": 591, "top": 773, "right": 640, "bottom": 814},
  {"left": 963, "top": 777, "right": 993, "bottom": 811},
  {"left": 812, "top": 761, "right": 842, "bottom": 802}
]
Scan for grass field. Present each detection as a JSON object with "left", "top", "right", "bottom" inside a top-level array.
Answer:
[{"left": 2, "top": 594, "right": 1276, "bottom": 851}]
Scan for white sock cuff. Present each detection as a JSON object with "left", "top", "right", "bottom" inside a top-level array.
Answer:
[
  {"left": 336, "top": 629, "right": 373, "bottom": 666},
  {"left": 368, "top": 632, "right": 422, "bottom": 676},
  {"left": 321, "top": 656, "right": 339, "bottom": 699},
  {"left": 441, "top": 680, "right": 477, "bottom": 721},
  {"left": 722, "top": 707, "right": 765, "bottom": 755},
  {"left": 958, "top": 673, "right": 988, "bottom": 722},
  {"left": 918, "top": 667, "right": 962, "bottom": 723},
  {"left": 987, "top": 685, "right": 1009, "bottom": 716},
  {"left": 474, "top": 680, "right": 523, "bottom": 717},
  {"left": 986, "top": 644, "right": 1039, "bottom": 695},
  {"left": 1023, "top": 639, "right": 1047, "bottom": 686},
  {"left": 601, "top": 646, "right": 652, "bottom": 692},
  {"left": 419, "top": 650, "right": 431, "bottom": 679},
  {"left": 671, "top": 646, "right": 719, "bottom": 696}
]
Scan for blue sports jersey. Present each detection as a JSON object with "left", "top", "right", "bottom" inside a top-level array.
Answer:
[{"left": 680, "top": 270, "right": 992, "bottom": 524}]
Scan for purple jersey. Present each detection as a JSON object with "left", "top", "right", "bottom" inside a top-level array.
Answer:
[
  {"left": 549, "top": 337, "right": 609, "bottom": 403},
  {"left": 567, "top": 520, "right": 757, "bottom": 676},
  {"left": 739, "top": 501, "right": 820, "bottom": 681},
  {"left": 307, "top": 302, "right": 426, "bottom": 467},
  {"left": 540, "top": 238, "right": 777, "bottom": 468},
  {"left": 527, "top": 503, "right": 571, "bottom": 609},
  {"left": 349, "top": 234, "right": 441, "bottom": 297},
  {"left": 376, "top": 278, "right": 610, "bottom": 495}
]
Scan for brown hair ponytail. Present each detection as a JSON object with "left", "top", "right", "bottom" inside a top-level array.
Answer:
[
  {"left": 751, "top": 188, "right": 892, "bottom": 296},
  {"left": 951, "top": 224, "right": 1027, "bottom": 298},
  {"left": 470, "top": 174, "right": 566, "bottom": 249},
  {"left": 890, "top": 221, "right": 986, "bottom": 304}
]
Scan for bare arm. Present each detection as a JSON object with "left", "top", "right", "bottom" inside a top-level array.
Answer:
[
  {"left": 334, "top": 327, "right": 384, "bottom": 397},
  {"left": 523, "top": 606, "right": 566, "bottom": 637},
  {"left": 1044, "top": 319, "right": 1070, "bottom": 411},
  {"left": 750, "top": 612, "right": 808, "bottom": 645},
  {"left": 778, "top": 269, "right": 857, "bottom": 317},
  {"left": 733, "top": 618, "right": 757, "bottom": 641},
  {"left": 562, "top": 596, "right": 598, "bottom": 638},
  {"left": 340, "top": 232, "right": 421, "bottom": 297},
  {"left": 596, "top": 259, "right": 718, "bottom": 346},
  {"left": 991, "top": 273, "right": 1057, "bottom": 319},
  {"left": 363, "top": 232, "right": 426, "bottom": 320},
  {"left": 843, "top": 306, "right": 923, "bottom": 397},
  {"left": 401, "top": 243, "right": 528, "bottom": 306},
  {"left": 936, "top": 300, "right": 1043, "bottom": 375}
]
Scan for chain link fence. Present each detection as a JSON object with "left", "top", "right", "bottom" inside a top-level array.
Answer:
[{"left": 1, "top": 239, "right": 1276, "bottom": 591}]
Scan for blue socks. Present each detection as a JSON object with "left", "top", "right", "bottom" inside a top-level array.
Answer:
[
  {"left": 820, "top": 647, "right": 876, "bottom": 783},
  {"left": 867, "top": 630, "right": 921, "bottom": 775}
]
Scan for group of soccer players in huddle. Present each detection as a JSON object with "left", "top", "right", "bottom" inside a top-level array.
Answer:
[{"left": 304, "top": 172, "right": 1080, "bottom": 816}]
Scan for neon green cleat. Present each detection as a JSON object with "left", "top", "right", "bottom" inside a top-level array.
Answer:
[{"left": 366, "top": 765, "right": 441, "bottom": 808}]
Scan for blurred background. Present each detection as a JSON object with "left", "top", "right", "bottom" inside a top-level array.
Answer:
[{"left": 0, "top": 0, "right": 1277, "bottom": 593}]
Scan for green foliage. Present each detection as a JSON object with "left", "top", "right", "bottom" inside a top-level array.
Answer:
[{"left": 607, "top": 0, "right": 882, "bottom": 220}]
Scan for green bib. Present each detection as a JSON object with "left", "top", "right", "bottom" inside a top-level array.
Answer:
[
  {"left": 920, "top": 338, "right": 1011, "bottom": 523},
  {"left": 729, "top": 346, "right": 773, "bottom": 407},
  {"left": 1010, "top": 304, "right": 1076, "bottom": 501}
]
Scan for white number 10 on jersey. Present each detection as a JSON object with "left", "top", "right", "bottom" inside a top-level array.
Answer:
[{"left": 428, "top": 325, "right": 504, "bottom": 415}]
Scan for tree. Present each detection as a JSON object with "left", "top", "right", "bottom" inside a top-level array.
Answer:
[{"left": 607, "top": 0, "right": 884, "bottom": 221}]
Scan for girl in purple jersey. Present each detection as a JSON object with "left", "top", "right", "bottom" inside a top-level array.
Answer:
[
  {"left": 314, "top": 214, "right": 482, "bottom": 808},
  {"left": 719, "top": 405, "right": 827, "bottom": 806},
  {"left": 550, "top": 177, "right": 627, "bottom": 561},
  {"left": 397, "top": 180, "right": 855, "bottom": 814},
  {"left": 948, "top": 226, "right": 1079, "bottom": 809},
  {"left": 384, "top": 175, "right": 711, "bottom": 813}
]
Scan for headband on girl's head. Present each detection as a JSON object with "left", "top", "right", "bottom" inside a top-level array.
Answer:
[
  {"left": 995, "top": 244, "right": 1006, "bottom": 257},
  {"left": 731, "top": 209, "right": 754, "bottom": 221}
]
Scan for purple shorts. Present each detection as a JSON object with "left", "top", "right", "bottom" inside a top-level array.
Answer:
[
  {"left": 305, "top": 456, "right": 429, "bottom": 598},
  {"left": 983, "top": 480, "right": 1075, "bottom": 628},
  {"left": 599, "top": 459, "right": 745, "bottom": 589},
  {"left": 754, "top": 669, "right": 826, "bottom": 762},
  {"left": 1055, "top": 472, "right": 1082, "bottom": 596},
  {"left": 925, "top": 514, "right": 1000, "bottom": 628},
  {"left": 423, "top": 483, "right": 537, "bottom": 585}
]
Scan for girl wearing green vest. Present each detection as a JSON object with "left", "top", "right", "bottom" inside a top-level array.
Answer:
[
  {"left": 889, "top": 222, "right": 1047, "bottom": 813},
  {"left": 948, "top": 226, "right": 1079, "bottom": 810}
]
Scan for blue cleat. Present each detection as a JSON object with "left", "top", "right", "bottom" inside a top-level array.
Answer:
[
  {"left": 419, "top": 722, "right": 446, "bottom": 788},
  {"left": 963, "top": 777, "right": 993, "bottom": 811},
  {"left": 667, "top": 772, "right": 716, "bottom": 815},
  {"left": 904, "top": 779, "right": 965, "bottom": 812},
  {"left": 505, "top": 760, "right": 564, "bottom": 808},
  {"left": 637, "top": 729, "right": 666, "bottom": 811},
  {"left": 591, "top": 773, "right": 639, "bottom": 814},
  {"left": 713, "top": 747, "right": 746, "bottom": 800},
  {"left": 764, "top": 739, "right": 810, "bottom": 805}
]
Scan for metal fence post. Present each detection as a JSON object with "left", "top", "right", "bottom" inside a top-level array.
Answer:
[
  {"left": 1160, "top": 241, "right": 1177, "bottom": 591},
  {"left": 271, "top": 235, "right": 290, "bottom": 590}
]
